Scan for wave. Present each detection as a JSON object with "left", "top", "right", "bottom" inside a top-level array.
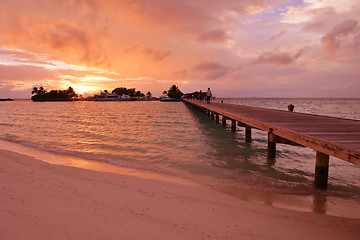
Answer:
[{"left": 0, "top": 137, "right": 179, "bottom": 178}]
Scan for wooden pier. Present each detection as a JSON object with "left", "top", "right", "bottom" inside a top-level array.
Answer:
[{"left": 183, "top": 99, "right": 360, "bottom": 189}]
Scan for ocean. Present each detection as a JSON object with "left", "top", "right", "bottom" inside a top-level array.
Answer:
[{"left": 1, "top": 98, "right": 360, "bottom": 217}]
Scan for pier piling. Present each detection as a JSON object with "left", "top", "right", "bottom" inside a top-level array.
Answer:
[
  {"left": 267, "top": 133, "right": 276, "bottom": 159},
  {"left": 315, "top": 151, "right": 329, "bottom": 189},
  {"left": 245, "top": 126, "right": 252, "bottom": 143},
  {"left": 231, "top": 119, "right": 236, "bottom": 132},
  {"left": 222, "top": 116, "right": 227, "bottom": 126}
]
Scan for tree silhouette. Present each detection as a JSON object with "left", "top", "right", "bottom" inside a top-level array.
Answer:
[
  {"left": 111, "top": 87, "right": 146, "bottom": 98},
  {"left": 167, "top": 85, "right": 183, "bottom": 99},
  {"left": 112, "top": 87, "right": 128, "bottom": 96},
  {"left": 31, "top": 86, "right": 78, "bottom": 101},
  {"left": 31, "top": 87, "right": 38, "bottom": 95}
]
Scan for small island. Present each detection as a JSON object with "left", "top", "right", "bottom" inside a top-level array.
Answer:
[
  {"left": 31, "top": 87, "right": 79, "bottom": 101},
  {"left": 30, "top": 85, "right": 184, "bottom": 102},
  {"left": 0, "top": 98, "right": 14, "bottom": 101}
]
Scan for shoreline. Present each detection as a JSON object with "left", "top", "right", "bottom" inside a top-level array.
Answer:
[
  {"left": 1, "top": 139, "right": 360, "bottom": 219},
  {"left": 1, "top": 143, "right": 360, "bottom": 239}
]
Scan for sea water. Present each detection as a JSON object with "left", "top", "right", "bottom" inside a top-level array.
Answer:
[{"left": 1, "top": 98, "right": 360, "bottom": 216}]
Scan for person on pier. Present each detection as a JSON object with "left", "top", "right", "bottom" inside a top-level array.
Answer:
[
  {"left": 199, "top": 90, "right": 203, "bottom": 100},
  {"left": 206, "top": 88, "right": 212, "bottom": 104}
]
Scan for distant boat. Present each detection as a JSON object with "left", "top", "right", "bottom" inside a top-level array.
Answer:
[
  {"left": 0, "top": 98, "right": 14, "bottom": 101},
  {"left": 159, "top": 95, "right": 181, "bottom": 102},
  {"left": 94, "top": 92, "right": 136, "bottom": 101}
]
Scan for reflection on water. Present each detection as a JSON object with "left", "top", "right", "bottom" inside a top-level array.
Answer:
[{"left": 313, "top": 192, "right": 328, "bottom": 214}]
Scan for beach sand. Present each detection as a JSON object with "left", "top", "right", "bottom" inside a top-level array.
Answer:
[{"left": 1, "top": 149, "right": 360, "bottom": 240}]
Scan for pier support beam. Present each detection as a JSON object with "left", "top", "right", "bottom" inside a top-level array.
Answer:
[
  {"left": 215, "top": 114, "right": 219, "bottom": 123},
  {"left": 207, "top": 110, "right": 210, "bottom": 118},
  {"left": 245, "top": 126, "right": 252, "bottom": 143},
  {"left": 314, "top": 151, "right": 329, "bottom": 189},
  {"left": 211, "top": 112, "right": 214, "bottom": 120},
  {"left": 222, "top": 116, "right": 227, "bottom": 126},
  {"left": 267, "top": 133, "right": 276, "bottom": 159},
  {"left": 231, "top": 119, "right": 236, "bottom": 132}
]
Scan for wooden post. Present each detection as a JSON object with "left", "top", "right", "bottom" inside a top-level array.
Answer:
[
  {"left": 211, "top": 112, "right": 214, "bottom": 120},
  {"left": 314, "top": 151, "right": 329, "bottom": 189},
  {"left": 207, "top": 110, "right": 210, "bottom": 118},
  {"left": 231, "top": 119, "right": 236, "bottom": 132},
  {"left": 267, "top": 133, "right": 276, "bottom": 159},
  {"left": 245, "top": 126, "right": 252, "bottom": 143},
  {"left": 215, "top": 114, "right": 219, "bottom": 123},
  {"left": 222, "top": 116, "right": 227, "bottom": 126}
]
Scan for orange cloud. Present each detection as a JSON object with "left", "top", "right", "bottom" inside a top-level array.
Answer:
[
  {"left": 4, "top": 15, "right": 107, "bottom": 66},
  {"left": 0, "top": 48, "right": 51, "bottom": 65},
  {"left": 1, "top": 0, "right": 360, "bottom": 98},
  {"left": 124, "top": 44, "right": 170, "bottom": 62}
]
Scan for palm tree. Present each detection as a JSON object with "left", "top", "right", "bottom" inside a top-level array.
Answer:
[
  {"left": 38, "top": 87, "right": 46, "bottom": 95},
  {"left": 32, "top": 86, "right": 46, "bottom": 95},
  {"left": 31, "top": 87, "right": 38, "bottom": 95}
]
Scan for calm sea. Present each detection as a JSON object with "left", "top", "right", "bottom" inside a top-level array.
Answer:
[{"left": 1, "top": 98, "right": 360, "bottom": 216}]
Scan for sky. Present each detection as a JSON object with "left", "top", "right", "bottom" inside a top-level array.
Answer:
[{"left": 0, "top": 0, "right": 359, "bottom": 98}]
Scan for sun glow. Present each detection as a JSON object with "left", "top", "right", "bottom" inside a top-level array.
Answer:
[{"left": 73, "top": 85, "right": 99, "bottom": 95}]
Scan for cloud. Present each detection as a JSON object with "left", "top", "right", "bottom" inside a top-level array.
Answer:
[
  {"left": 0, "top": 47, "right": 53, "bottom": 65},
  {"left": 1, "top": 0, "right": 360, "bottom": 98},
  {"left": 177, "top": 61, "right": 241, "bottom": 81},
  {"left": 142, "top": 47, "right": 170, "bottom": 62},
  {"left": 269, "top": 31, "right": 285, "bottom": 41},
  {"left": 197, "top": 29, "right": 229, "bottom": 43},
  {"left": 4, "top": 15, "right": 107, "bottom": 66},
  {"left": 0, "top": 64, "right": 59, "bottom": 82},
  {"left": 193, "top": 61, "right": 232, "bottom": 79},
  {"left": 321, "top": 19, "right": 359, "bottom": 59},
  {"left": 124, "top": 44, "right": 170, "bottom": 62},
  {"left": 252, "top": 48, "right": 305, "bottom": 66}
]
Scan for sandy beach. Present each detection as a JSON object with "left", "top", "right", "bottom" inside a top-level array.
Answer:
[{"left": 1, "top": 149, "right": 360, "bottom": 240}]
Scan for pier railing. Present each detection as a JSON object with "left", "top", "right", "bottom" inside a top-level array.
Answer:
[{"left": 183, "top": 99, "right": 360, "bottom": 189}]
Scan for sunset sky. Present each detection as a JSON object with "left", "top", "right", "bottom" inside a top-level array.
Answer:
[{"left": 0, "top": 0, "right": 359, "bottom": 98}]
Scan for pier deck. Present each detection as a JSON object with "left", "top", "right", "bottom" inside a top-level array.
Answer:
[{"left": 183, "top": 99, "right": 360, "bottom": 189}]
